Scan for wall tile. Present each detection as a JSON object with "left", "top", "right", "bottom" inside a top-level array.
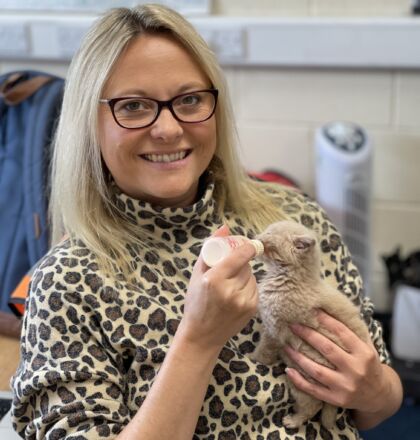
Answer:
[
  {"left": 236, "top": 68, "right": 392, "bottom": 126},
  {"left": 312, "top": 0, "right": 411, "bottom": 17},
  {"left": 221, "top": 67, "right": 240, "bottom": 110},
  {"left": 370, "top": 271, "right": 393, "bottom": 312},
  {"left": 372, "top": 202, "right": 420, "bottom": 272},
  {"left": 236, "top": 123, "right": 314, "bottom": 193},
  {"left": 213, "top": 0, "right": 310, "bottom": 16},
  {"left": 371, "top": 130, "right": 420, "bottom": 202},
  {"left": 396, "top": 72, "right": 420, "bottom": 128}
]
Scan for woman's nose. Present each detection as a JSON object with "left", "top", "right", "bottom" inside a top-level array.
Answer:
[{"left": 149, "top": 108, "right": 183, "bottom": 142}]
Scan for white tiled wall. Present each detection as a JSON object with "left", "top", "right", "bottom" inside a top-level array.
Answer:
[
  {"left": 372, "top": 131, "right": 420, "bottom": 203},
  {"left": 234, "top": 69, "right": 393, "bottom": 125},
  {"left": 1, "top": 0, "right": 419, "bottom": 312},
  {"left": 312, "top": 0, "right": 412, "bottom": 17},
  {"left": 397, "top": 72, "right": 420, "bottom": 127},
  {"left": 213, "top": 0, "right": 412, "bottom": 17},
  {"left": 213, "top": 0, "right": 312, "bottom": 16}
]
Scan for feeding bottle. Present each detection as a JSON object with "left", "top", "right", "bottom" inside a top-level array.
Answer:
[{"left": 201, "top": 235, "right": 264, "bottom": 267}]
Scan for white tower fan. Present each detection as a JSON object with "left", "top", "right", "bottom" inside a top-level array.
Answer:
[{"left": 315, "top": 121, "right": 373, "bottom": 294}]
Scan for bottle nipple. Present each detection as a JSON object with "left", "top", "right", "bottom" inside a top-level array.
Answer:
[{"left": 250, "top": 239, "right": 264, "bottom": 257}]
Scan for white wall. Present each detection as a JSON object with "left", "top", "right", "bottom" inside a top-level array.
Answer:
[
  {"left": 213, "top": 0, "right": 412, "bottom": 17},
  {"left": 1, "top": 0, "right": 419, "bottom": 311}
]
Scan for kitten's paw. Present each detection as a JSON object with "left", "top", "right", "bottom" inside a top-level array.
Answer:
[
  {"left": 282, "top": 414, "right": 305, "bottom": 429},
  {"left": 248, "top": 347, "right": 264, "bottom": 363},
  {"left": 249, "top": 352, "right": 276, "bottom": 365},
  {"left": 248, "top": 352, "right": 263, "bottom": 363}
]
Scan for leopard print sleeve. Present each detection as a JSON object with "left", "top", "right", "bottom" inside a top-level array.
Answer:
[
  {"left": 11, "top": 242, "right": 131, "bottom": 439},
  {"left": 291, "top": 190, "right": 391, "bottom": 365}
]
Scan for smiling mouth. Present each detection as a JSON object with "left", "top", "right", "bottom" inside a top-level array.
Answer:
[{"left": 141, "top": 149, "right": 191, "bottom": 163}]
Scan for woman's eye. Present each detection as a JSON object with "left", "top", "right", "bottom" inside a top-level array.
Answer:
[
  {"left": 124, "top": 100, "right": 147, "bottom": 111},
  {"left": 116, "top": 99, "right": 153, "bottom": 113},
  {"left": 180, "top": 94, "right": 200, "bottom": 105}
]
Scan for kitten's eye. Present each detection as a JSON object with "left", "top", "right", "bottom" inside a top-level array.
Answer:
[{"left": 294, "top": 236, "right": 315, "bottom": 251}]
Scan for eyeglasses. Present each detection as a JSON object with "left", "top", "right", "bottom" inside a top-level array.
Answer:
[{"left": 99, "top": 89, "right": 218, "bottom": 129}]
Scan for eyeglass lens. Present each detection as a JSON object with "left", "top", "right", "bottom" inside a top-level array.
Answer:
[{"left": 113, "top": 90, "right": 216, "bottom": 129}]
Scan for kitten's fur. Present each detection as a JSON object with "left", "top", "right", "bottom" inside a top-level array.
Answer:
[{"left": 252, "top": 220, "right": 370, "bottom": 429}]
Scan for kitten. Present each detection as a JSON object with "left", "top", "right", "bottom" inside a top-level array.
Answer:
[{"left": 252, "top": 220, "right": 370, "bottom": 429}]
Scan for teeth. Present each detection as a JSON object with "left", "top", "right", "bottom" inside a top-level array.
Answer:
[{"left": 144, "top": 151, "right": 188, "bottom": 163}]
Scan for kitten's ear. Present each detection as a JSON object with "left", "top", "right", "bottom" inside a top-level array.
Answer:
[{"left": 293, "top": 235, "right": 316, "bottom": 252}]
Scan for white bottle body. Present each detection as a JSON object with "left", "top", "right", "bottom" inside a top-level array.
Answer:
[{"left": 201, "top": 235, "right": 264, "bottom": 267}]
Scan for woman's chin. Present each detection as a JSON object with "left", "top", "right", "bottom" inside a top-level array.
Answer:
[{"left": 139, "top": 185, "right": 198, "bottom": 208}]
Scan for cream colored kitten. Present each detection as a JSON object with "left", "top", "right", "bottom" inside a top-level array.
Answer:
[{"left": 252, "top": 220, "right": 370, "bottom": 429}]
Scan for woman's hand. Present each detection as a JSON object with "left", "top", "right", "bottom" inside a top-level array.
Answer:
[
  {"left": 283, "top": 310, "right": 403, "bottom": 429},
  {"left": 180, "top": 225, "right": 259, "bottom": 351}
]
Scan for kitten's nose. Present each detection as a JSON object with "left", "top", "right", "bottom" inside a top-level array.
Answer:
[{"left": 255, "top": 234, "right": 266, "bottom": 245}]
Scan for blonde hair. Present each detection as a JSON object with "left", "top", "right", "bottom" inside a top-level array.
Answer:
[{"left": 50, "top": 3, "right": 284, "bottom": 278}]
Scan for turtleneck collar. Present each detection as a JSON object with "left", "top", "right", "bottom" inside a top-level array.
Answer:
[{"left": 112, "top": 173, "right": 219, "bottom": 233}]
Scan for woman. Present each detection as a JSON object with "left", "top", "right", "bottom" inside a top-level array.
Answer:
[{"left": 12, "top": 4, "right": 402, "bottom": 439}]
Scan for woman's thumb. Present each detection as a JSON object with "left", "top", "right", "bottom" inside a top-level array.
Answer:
[{"left": 212, "top": 224, "right": 230, "bottom": 238}]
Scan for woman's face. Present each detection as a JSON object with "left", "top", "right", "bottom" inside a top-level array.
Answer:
[{"left": 98, "top": 33, "right": 217, "bottom": 207}]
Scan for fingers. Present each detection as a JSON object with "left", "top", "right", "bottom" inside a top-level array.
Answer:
[
  {"left": 316, "top": 310, "right": 363, "bottom": 353},
  {"left": 284, "top": 343, "right": 348, "bottom": 407},
  {"left": 226, "top": 272, "right": 259, "bottom": 314},
  {"left": 289, "top": 322, "right": 351, "bottom": 370},
  {"left": 284, "top": 311, "right": 387, "bottom": 412},
  {"left": 214, "top": 242, "right": 257, "bottom": 279},
  {"left": 195, "top": 224, "right": 257, "bottom": 295},
  {"left": 205, "top": 225, "right": 256, "bottom": 278},
  {"left": 203, "top": 246, "right": 256, "bottom": 295},
  {"left": 283, "top": 344, "right": 340, "bottom": 390},
  {"left": 285, "top": 367, "right": 337, "bottom": 406},
  {"left": 194, "top": 224, "right": 256, "bottom": 284},
  {"left": 236, "top": 263, "right": 255, "bottom": 291},
  {"left": 289, "top": 310, "right": 375, "bottom": 372},
  {"left": 212, "top": 224, "right": 230, "bottom": 237}
]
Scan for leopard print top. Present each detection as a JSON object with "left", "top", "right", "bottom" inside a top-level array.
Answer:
[{"left": 11, "top": 177, "right": 389, "bottom": 439}]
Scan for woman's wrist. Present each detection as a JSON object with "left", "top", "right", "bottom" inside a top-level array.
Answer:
[
  {"left": 352, "top": 364, "right": 403, "bottom": 430},
  {"left": 174, "top": 319, "right": 223, "bottom": 363}
]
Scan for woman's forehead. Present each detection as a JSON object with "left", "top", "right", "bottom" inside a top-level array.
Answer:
[{"left": 103, "top": 33, "right": 209, "bottom": 98}]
